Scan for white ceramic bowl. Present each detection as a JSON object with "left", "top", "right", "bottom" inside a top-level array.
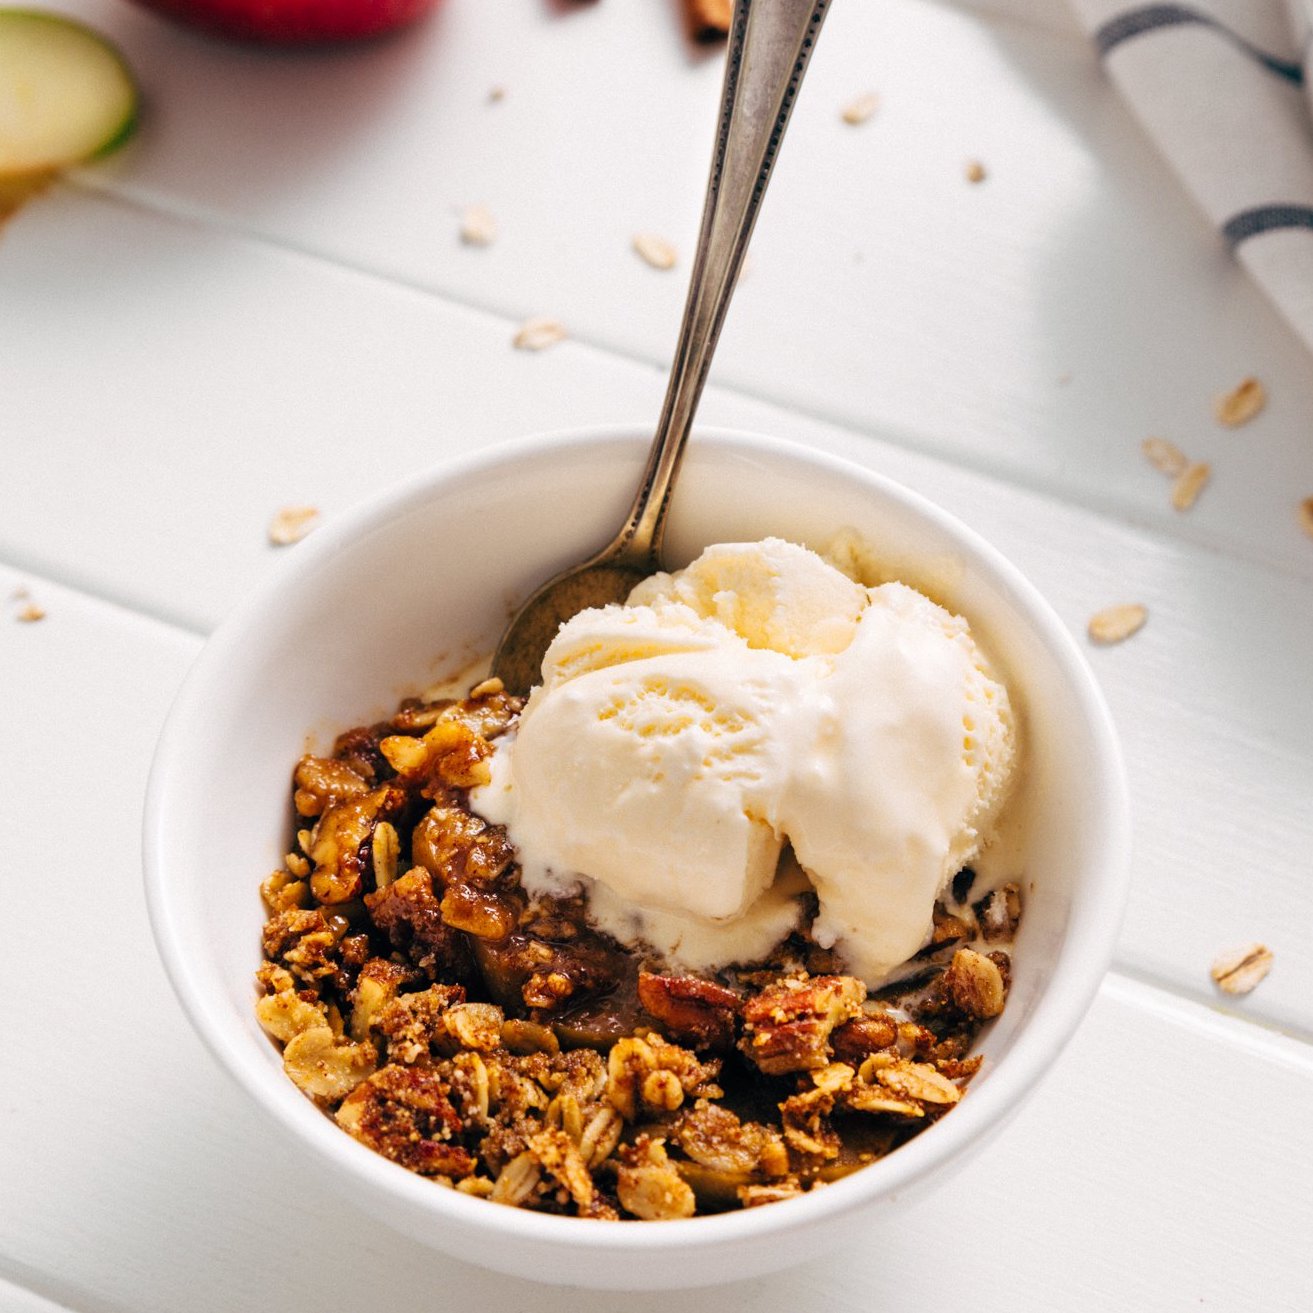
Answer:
[{"left": 144, "top": 428, "right": 1129, "bottom": 1289}]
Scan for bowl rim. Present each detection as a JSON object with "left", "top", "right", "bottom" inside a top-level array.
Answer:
[{"left": 143, "top": 424, "right": 1130, "bottom": 1255}]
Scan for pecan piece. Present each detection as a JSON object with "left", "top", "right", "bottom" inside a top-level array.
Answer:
[
  {"left": 292, "top": 754, "right": 370, "bottom": 817},
  {"left": 740, "top": 974, "right": 866, "bottom": 1075},
  {"left": 308, "top": 783, "right": 407, "bottom": 904},
  {"left": 637, "top": 971, "right": 739, "bottom": 1050},
  {"left": 830, "top": 1012, "right": 899, "bottom": 1063},
  {"left": 411, "top": 803, "right": 514, "bottom": 888}
]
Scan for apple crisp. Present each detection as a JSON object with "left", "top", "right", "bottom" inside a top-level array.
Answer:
[{"left": 255, "top": 682, "right": 1021, "bottom": 1219}]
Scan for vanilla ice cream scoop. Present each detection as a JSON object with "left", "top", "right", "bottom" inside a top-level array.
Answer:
[{"left": 474, "top": 539, "right": 1017, "bottom": 985}]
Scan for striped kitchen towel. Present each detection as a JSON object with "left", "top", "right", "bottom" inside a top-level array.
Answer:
[{"left": 1065, "top": 0, "right": 1313, "bottom": 353}]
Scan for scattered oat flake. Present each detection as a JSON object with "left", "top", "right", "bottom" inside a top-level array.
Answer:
[
  {"left": 1299, "top": 496, "right": 1313, "bottom": 539},
  {"left": 268, "top": 505, "right": 320, "bottom": 546},
  {"left": 1170, "top": 461, "right": 1210, "bottom": 512},
  {"left": 460, "top": 204, "right": 497, "bottom": 247},
  {"left": 965, "top": 160, "right": 987, "bottom": 183},
  {"left": 1214, "top": 376, "right": 1266, "bottom": 428},
  {"left": 1087, "top": 603, "right": 1147, "bottom": 645},
  {"left": 1141, "top": 436, "right": 1189, "bottom": 477},
  {"left": 841, "top": 92, "right": 878, "bottom": 125},
  {"left": 1210, "top": 942, "right": 1273, "bottom": 995},
  {"left": 632, "top": 233, "right": 677, "bottom": 271},
  {"left": 15, "top": 602, "right": 46, "bottom": 623},
  {"left": 513, "top": 317, "right": 567, "bottom": 351}
]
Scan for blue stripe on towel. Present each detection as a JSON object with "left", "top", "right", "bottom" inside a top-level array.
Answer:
[
  {"left": 1222, "top": 205, "right": 1313, "bottom": 247},
  {"left": 1095, "top": 4, "right": 1305, "bottom": 84}
]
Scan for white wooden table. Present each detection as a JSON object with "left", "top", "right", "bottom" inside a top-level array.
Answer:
[{"left": 3, "top": 1, "right": 1311, "bottom": 1307}]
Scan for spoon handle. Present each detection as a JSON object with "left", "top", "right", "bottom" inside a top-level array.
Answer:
[{"left": 614, "top": 0, "right": 833, "bottom": 565}]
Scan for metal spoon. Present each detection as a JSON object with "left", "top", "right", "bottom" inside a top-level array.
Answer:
[{"left": 491, "top": 0, "right": 833, "bottom": 694}]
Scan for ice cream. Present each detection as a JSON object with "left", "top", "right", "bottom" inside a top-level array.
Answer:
[{"left": 473, "top": 538, "right": 1017, "bottom": 985}]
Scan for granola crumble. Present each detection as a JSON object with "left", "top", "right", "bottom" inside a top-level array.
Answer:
[{"left": 256, "top": 684, "right": 1021, "bottom": 1218}]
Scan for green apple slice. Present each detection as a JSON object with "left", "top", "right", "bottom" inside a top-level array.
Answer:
[{"left": 0, "top": 9, "right": 137, "bottom": 178}]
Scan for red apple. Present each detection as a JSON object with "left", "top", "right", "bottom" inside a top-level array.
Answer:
[{"left": 130, "top": 0, "right": 440, "bottom": 45}]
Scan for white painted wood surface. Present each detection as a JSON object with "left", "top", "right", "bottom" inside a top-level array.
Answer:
[{"left": 3, "top": 0, "right": 1311, "bottom": 1307}]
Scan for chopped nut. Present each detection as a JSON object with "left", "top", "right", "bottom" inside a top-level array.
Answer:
[
  {"left": 459, "top": 203, "right": 497, "bottom": 247},
  {"left": 632, "top": 232, "right": 677, "bottom": 270},
  {"left": 379, "top": 735, "right": 428, "bottom": 776},
  {"left": 1214, "top": 377, "right": 1266, "bottom": 428},
  {"left": 741, "top": 974, "right": 865, "bottom": 1075},
  {"left": 292, "top": 755, "right": 370, "bottom": 817},
  {"left": 513, "top": 317, "right": 567, "bottom": 351},
  {"left": 268, "top": 505, "right": 320, "bottom": 546},
  {"left": 469, "top": 676, "right": 504, "bottom": 698},
  {"left": 488, "top": 85, "right": 506, "bottom": 104},
  {"left": 942, "top": 947, "right": 1006, "bottom": 1019},
  {"left": 1298, "top": 497, "right": 1313, "bottom": 540},
  {"left": 260, "top": 868, "right": 310, "bottom": 913},
  {"left": 1210, "top": 942, "right": 1273, "bottom": 995},
  {"left": 308, "top": 784, "right": 406, "bottom": 904},
  {"left": 637, "top": 971, "right": 739, "bottom": 1049},
  {"left": 1171, "top": 461, "right": 1210, "bottom": 512},
  {"left": 1141, "top": 436, "right": 1189, "bottom": 477},
  {"left": 965, "top": 159, "right": 987, "bottom": 183},
  {"left": 831, "top": 1013, "right": 899, "bottom": 1063},
  {"left": 1087, "top": 603, "right": 1147, "bottom": 645},
  {"left": 841, "top": 92, "right": 878, "bottom": 126}
]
